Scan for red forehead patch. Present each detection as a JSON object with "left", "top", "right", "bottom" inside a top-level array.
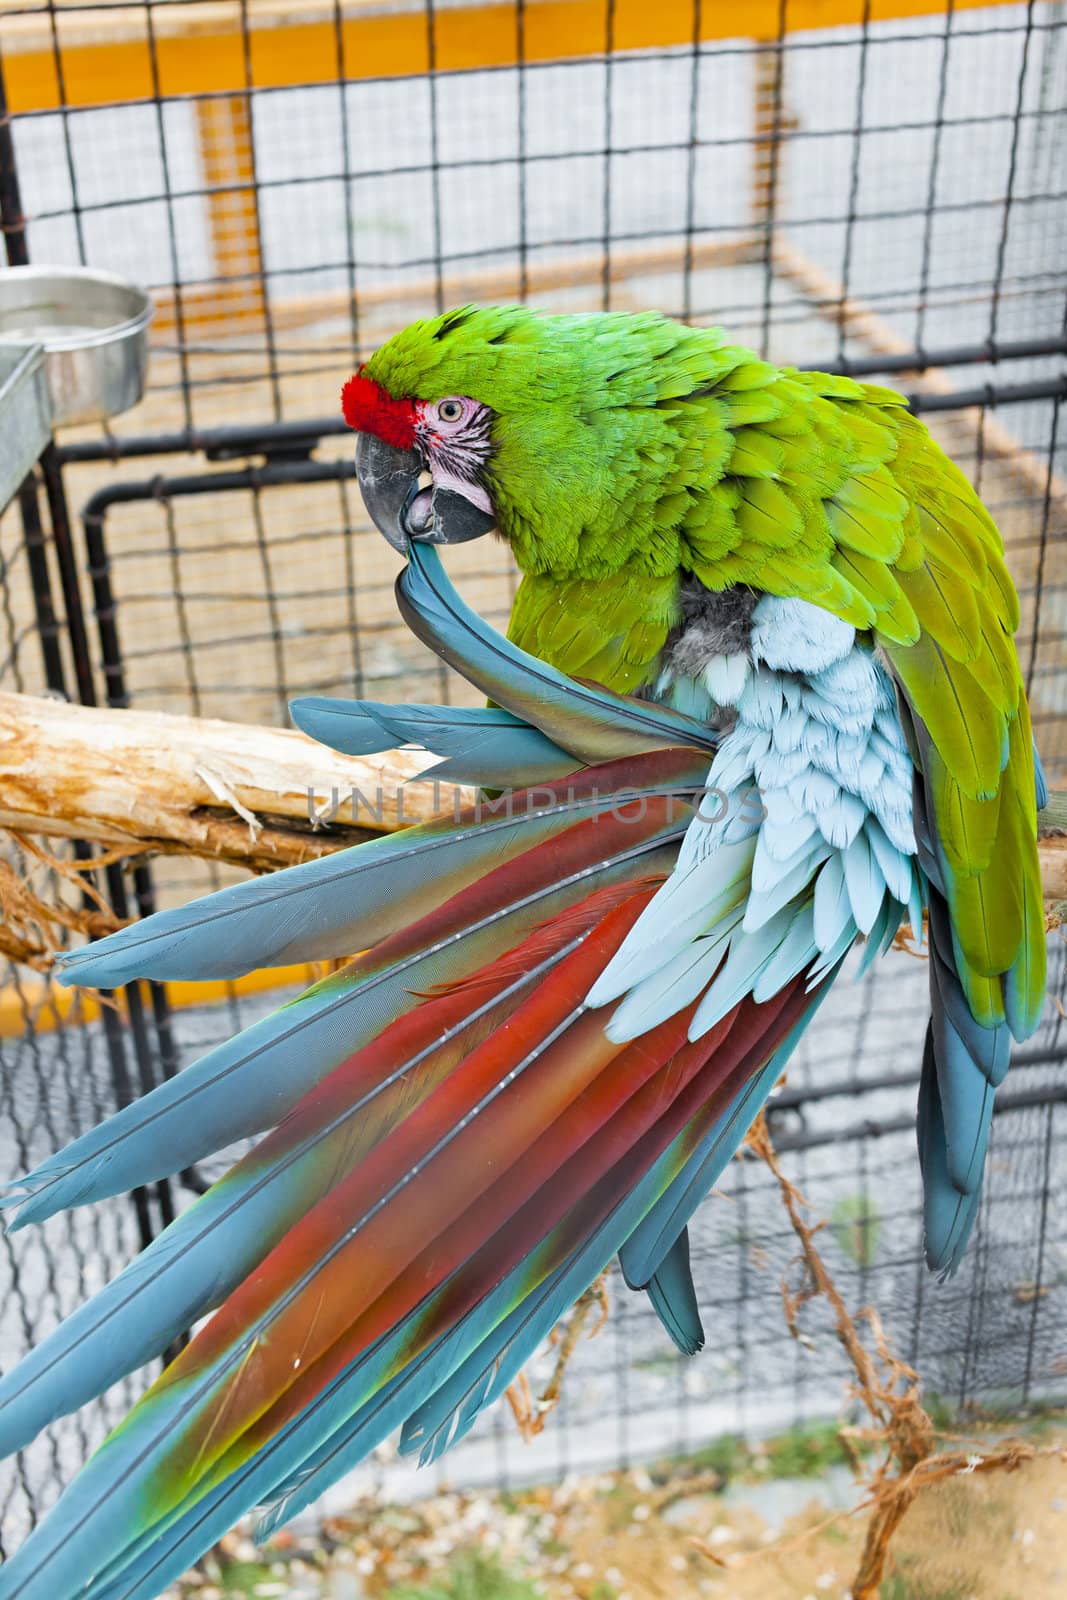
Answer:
[{"left": 340, "top": 370, "right": 417, "bottom": 450}]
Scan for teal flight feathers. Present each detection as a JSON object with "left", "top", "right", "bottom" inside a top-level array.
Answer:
[{"left": 0, "top": 304, "right": 1046, "bottom": 1600}]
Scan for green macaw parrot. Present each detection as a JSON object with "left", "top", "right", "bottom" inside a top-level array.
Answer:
[{"left": 0, "top": 305, "right": 1046, "bottom": 1600}]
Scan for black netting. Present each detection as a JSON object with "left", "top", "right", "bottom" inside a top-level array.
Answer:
[{"left": 0, "top": 0, "right": 1065, "bottom": 1556}]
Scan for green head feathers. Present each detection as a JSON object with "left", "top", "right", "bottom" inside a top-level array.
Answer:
[
  {"left": 361, "top": 303, "right": 753, "bottom": 579},
  {"left": 350, "top": 300, "right": 926, "bottom": 691}
]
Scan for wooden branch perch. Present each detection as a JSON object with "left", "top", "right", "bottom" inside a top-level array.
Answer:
[
  {"left": 0, "top": 691, "right": 472, "bottom": 873},
  {"left": 0, "top": 691, "right": 1064, "bottom": 893}
]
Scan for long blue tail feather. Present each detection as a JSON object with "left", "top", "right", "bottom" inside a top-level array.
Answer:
[
  {"left": 912, "top": 774, "right": 1009, "bottom": 1274},
  {"left": 78, "top": 1359, "right": 426, "bottom": 1600},
  {"left": 81, "top": 1284, "right": 526, "bottom": 1600},
  {"left": 24, "top": 1317, "right": 459, "bottom": 1600},
  {"left": 618, "top": 974, "right": 839, "bottom": 1289},
  {"left": 78, "top": 1222, "right": 612, "bottom": 1599},
  {"left": 255, "top": 1160, "right": 673, "bottom": 1537},
  {"left": 1033, "top": 739, "right": 1049, "bottom": 811},
  {"left": 290, "top": 698, "right": 578, "bottom": 786},
  {"left": 10, "top": 828, "right": 683, "bottom": 1227},
  {"left": 643, "top": 1229, "right": 703, "bottom": 1355},
  {"left": 917, "top": 1027, "right": 983, "bottom": 1276},
  {"left": 43, "top": 1125, "right": 694, "bottom": 1599},
  {"left": 0, "top": 938, "right": 570, "bottom": 1457},
  {"left": 395, "top": 1146, "right": 697, "bottom": 1474},
  {"left": 51, "top": 785, "right": 620, "bottom": 989},
  {"left": 397, "top": 544, "right": 717, "bottom": 762},
  {"left": 82, "top": 1195, "right": 629, "bottom": 1600}
]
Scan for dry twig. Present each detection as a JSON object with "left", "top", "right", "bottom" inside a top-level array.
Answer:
[
  {"left": 505, "top": 1273, "right": 610, "bottom": 1442},
  {"left": 0, "top": 850, "right": 127, "bottom": 970},
  {"left": 0, "top": 690, "right": 460, "bottom": 873},
  {"left": 702, "top": 1113, "right": 1067, "bottom": 1598}
]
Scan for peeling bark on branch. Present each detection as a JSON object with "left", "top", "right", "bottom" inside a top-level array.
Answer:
[
  {"left": 0, "top": 690, "right": 1064, "bottom": 893},
  {"left": 0, "top": 691, "right": 471, "bottom": 873}
]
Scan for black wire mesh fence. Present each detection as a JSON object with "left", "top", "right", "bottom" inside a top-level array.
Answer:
[{"left": 0, "top": 0, "right": 1065, "bottom": 1563}]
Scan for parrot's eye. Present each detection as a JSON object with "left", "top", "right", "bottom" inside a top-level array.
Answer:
[{"left": 436, "top": 398, "right": 464, "bottom": 423}]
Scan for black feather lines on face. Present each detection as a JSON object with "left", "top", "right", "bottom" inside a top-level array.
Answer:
[{"left": 427, "top": 402, "right": 495, "bottom": 483}]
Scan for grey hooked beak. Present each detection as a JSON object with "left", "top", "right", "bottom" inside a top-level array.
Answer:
[{"left": 355, "top": 433, "right": 495, "bottom": 553}]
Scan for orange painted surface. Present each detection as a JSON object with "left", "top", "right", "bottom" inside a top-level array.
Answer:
[
  {"left": 193, "top": 93, "right": 267, "bottom": 334},
  {"left": 3, "top": 0, "right": 1018, "bottom": 115},
  {"left": 0, "top": 961, "right": 329, "bottom": 1038}
]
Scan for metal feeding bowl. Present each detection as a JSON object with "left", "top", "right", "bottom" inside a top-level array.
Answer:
[
  {"left": 0, "top": 343, "right": 51, "bottom": 512},
  {"left": 0, "top": 265, "right": 153, "bottom": 425}
]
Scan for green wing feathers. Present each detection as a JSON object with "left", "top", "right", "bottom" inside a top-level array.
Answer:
[
  {"left": 872, "top": 409, "right": 1042, "bottom": 1037},
  {"left": 679, "top": 362, "right": 1043, "bottom": 1038},
  {"left": 499, "top": 339, "right": 1043, "bottom": 1039},
  {"left": 507, "top": 568, "right": 680, "bottom": 695}
]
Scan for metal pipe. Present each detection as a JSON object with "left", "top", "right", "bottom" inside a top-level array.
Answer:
[
  {"left": 80, "top": 458, "right": 357, "bottom": 522},
  {"left": 56, "top": 415, "right": 350, "bottom": 465},
  {"left": 808, "top": 331, "right": 1067, "bottom": 378},
  {"left": 81, "top": 492, "right": 131, "bottom": 708},
  {"left": 78, "top": 459, "right": 352, "bottom": 714},
  {"left": 771, "top": 1042, "right": 1067, "bottom": 1114},
  {"left": 0, "top": 54, "right": 70, "bottom": 694},
  {"left": 773, "top": 1081, "right": 1067, "bottom": 1155},
  {"left": 15, "top": 478, "right": 67, "bottom": 693},
  {"left": 53, "top": 336, "right": 1067, "bottom": 470},
  {"left": 909, "top": 373, "right": 1067, "bottom": 414},
  {"left": 1, "top": 61, "right": 176, "bottom": 1258},
  {"left": 39, "top": 446, "right": 99, "bottom": 706},
  {"left": 0, "top": 47, "right": 29, "bottom": 268}
]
